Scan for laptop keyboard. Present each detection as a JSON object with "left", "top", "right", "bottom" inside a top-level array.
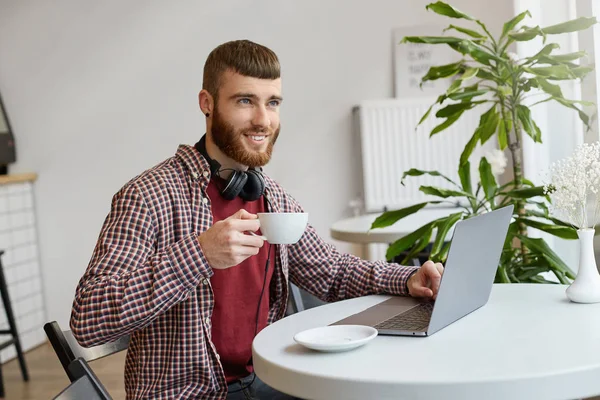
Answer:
[{"left": 374, "top": 302, "right": 434, "bottom": 331}]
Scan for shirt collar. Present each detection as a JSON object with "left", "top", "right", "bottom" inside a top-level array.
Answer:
[{"left": 175, "top": 144, "right": 212, "bottom": 183}]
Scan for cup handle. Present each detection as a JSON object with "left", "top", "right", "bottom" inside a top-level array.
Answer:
[{"left": 248, "top": 231, "right": 268, "bottom": 241}]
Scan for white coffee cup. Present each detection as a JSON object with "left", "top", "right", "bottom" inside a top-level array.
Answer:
[{"left": 251, "top": 212, "right": 308, "bottom": 244}]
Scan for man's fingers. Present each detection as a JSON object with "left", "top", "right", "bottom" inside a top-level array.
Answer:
[
  {"left": 236, "top": 245, "right": 261, "bottom": 257},
  {"left": 435, "top": 262, "right": 444, "bottom": 274},
  {"left": 230, "top": 219, "right": 261, "bottom": 233},
  {"left": 238, "top": 233, "right": 265, "bottom": 248},
  {"left": 421, "top": 261, "right": 443, "bottom": 297},
  {"left": 229, "top": 209, "right": 258, "bottom": 220},
  {"left": 426, "top": 262, "right": 442, "bottom": 283},
  {"left": 415, "top": 286, "right": 433, "bottom": 298}
]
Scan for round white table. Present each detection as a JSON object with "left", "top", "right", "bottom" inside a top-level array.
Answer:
[
  {"left": 253, "top": 284, "right": 600, "bottom": 400},
  {"left": 330, "top": 208, "right": 455, "bottom": 244}
]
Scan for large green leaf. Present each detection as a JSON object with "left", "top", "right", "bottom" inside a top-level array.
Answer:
[
  {"left": 542, "top": 17, "right": 597, "bottom": 35},
  {"left": 446, "top": 79, "right": 463, "bottom": 94},
  {"left": 502, "top": 10, "right": 531, "bottom": 39},
  {"left": 476, "top": 68, "right": 500, "bottom": 81},
  {"left": 535, "top": 77, "right": 563, "bottom": 97},
  {"left": 516, "top": 105, "right": 542, "bottom": 143},
  {"left": 460, "top": 130, "right": 479, "bottom": 167},
  {"left": 518, "top": 235, "right": 576, "bottom": 279},
  {"left": 430, "top": 212, "right": 463, "bottom": 258},
  {"left": 570, "top": 66, "right": 594, "bottom": 79},
  {"left": 552, "top": 97, "right": 591, "bottom": 130},
  {"left": 420, "top": 185, "right": 474, "bottom": 199},
  {"left": 400, "top": 226, "right": 434, "bottom": 265},
  {"left": 479, "top": 158, "right": 498, "bottom": 207},
  {"left": 527, "top": 201, "right": 549, "bottom": 215},
  {"left": 503, "top": 222, "right": 519, "bottom": 249},
  {"left": 426, "top": 2, "right": 474, "bottom": 20},
  {"left": 509, "top": 26, "right": 545, "bottom": 42},
  {"left": 444, "top": 24, "right": 486, "bottom": 39},
  {"left": 436, "top": 102, "right": 476, "bottom": 118},
  {"left": 459, "top": 105, "right": 498, "bottom": 171},
  {"left": 416, "top": 94, "right": 447, "bottom": 128},
  {"left": 448, "top": 40, "right": 501, "bottom": 65},
  {"left": 461, "top": 67, "right": 480, "bottom": 80},
  {"left": 506, "top": 186, "right": 546, "bottom": 198},
  {"left": 371, "top": 202, "right": 431, "bottom": 229},
  {"left": 401, "top": 168, "right": 457, "bottom": 187},
  {"left": 526, "top": 43, "right": 560, "bottom": 63},
  {"left": 386, "top": 220, "right": 440, "bottom": 261},
  {"left": 526, "top": 65, "right": 574, "bottom": 79},
  {"left": 435, "top": 240, "right": 452, "bottom": 263},
  {"left": 550, "top": 51, "right": 587, "bottom": 62},
  {"left": 517, "top": 266, "right": 551, "bottom": 281},
  {"left": 430, "top": 111, "right": 464, "bottom": 136},
  {"left": 524, "top": 209, "right": 577, "bottom": 228},
  {"left": 477, "top": 104, "right": 500, "bottom": 145},
  {"left": 448, "top": 88, "right": 487, "bottom": 101},
  {"left": 401, "top": 36, "right": 465, "bottom": 45},
  {"left": 536, "top": 55, "right": 578, "bottom": 68},
  {"left": 522, "top": 178, "right": 536, "bottom": 187},
  {"left": 421, "top": 61, "right": 464, "bottom": 83},
  {"left": 516, "top": 217, "right": 577, "bottom": 239},
  {"left": 458, "top": 161, "right": 472, "bottom": 194},
  {"left": 497, "top": 118, "right": 509, "bottom": 149}
]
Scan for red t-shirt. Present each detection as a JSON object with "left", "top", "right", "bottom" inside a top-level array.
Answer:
[{"left": 207, "top": 176, "right": 275, "bottom": 383}]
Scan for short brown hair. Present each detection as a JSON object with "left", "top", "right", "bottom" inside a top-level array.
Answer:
[{"left": 203, "top": 40, "right": 280, "bottom": 101}]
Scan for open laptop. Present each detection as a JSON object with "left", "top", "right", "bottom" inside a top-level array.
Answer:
[{"left": 331, "top": 205, "right": 514, "bottom": 337}]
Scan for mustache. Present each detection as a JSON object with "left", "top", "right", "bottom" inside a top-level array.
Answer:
[{"left": 240, "top": 126, "right": 272, "bottom": 135}]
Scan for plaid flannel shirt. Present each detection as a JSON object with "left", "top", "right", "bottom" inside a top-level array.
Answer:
[{"left": 70, "top": 144, "right": 419, "bottom": 399}]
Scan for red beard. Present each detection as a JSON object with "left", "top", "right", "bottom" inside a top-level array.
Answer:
[{"left": 211, "top": 107, "right": 280, "bottom": 168}]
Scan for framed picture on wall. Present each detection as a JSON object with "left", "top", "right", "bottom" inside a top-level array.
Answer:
[
  {"left": 392, "top": 25, "right": 461, "bottom": 99},
  {"left": 0, "top": 92, "right": 16, "bottom": 174}
]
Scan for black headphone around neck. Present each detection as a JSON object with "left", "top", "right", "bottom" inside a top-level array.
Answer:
[{"left": 194, "top": 135, "right": 266, "bottom": 201}]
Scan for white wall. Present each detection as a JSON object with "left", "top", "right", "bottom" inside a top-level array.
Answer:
[{"left": 0, "top": 0, "right": 514, "bottom": 327}]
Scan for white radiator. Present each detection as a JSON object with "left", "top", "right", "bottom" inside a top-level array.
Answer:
[
  {"left": 354, "top": 98, "right": 497, "bottom": 261},
  {"left": 355, "top": 98, "right": 496, "bottom": 214}
]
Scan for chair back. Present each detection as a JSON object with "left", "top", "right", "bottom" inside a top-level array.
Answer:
[
  {"left": 52, "top": 358, "right": 111, "bottom": 400},
  {"left": 44, "top": 321, "right": 129, "bottom": 381}
]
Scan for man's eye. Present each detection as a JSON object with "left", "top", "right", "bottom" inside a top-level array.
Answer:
[
  {"left": 268, "top": 100, "right": 280, "bottom": 107},
  {"left": 239, "top": 98, "right": 251, "bottom": 104}
]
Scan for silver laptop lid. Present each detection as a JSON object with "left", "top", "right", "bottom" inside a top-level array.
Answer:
[{"left": 427, "top": 205, "right": 513, "bottom": 335}]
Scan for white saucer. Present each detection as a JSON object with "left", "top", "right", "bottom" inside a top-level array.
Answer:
[{"left": 293, "top": 325, "right": 378, "bottom": 352}]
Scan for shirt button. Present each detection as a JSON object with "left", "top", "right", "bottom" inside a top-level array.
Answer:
[
  {"left": 205, "top": 317, "right": 211, "bottom": 325},
  {"left": 202, "top": 197, "right": 209, "bottom": 205},
  {"left": 201, "top": 278, "right": 208, "bottom": 285},
  {"left": 191, "top": 172, "right": 199, "bottom": 179},
  {"left": 216, "top": 353, "right": 220, "bottom": 360},
  {"left": 203, "top": 170, "right": 209, "bottom": 178}
]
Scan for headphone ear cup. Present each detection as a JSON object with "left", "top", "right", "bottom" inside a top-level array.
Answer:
[
  {"left": 239, "top": 169, "right": 266, "bottom": 201},
  {"left": 221, "top": 170, "right": 248, "bottom": 200}
]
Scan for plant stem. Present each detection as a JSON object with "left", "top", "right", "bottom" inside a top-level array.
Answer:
[{"left": 507, "top": 104, "right": 529, "bottom": 261}]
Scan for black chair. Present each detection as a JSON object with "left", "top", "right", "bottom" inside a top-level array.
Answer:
[
  {"left": 52, "top": 358, "right": 111, "bottom": 400},
  {"left": 0, "top": 250, "right": 28, "bottom": 398},
  {"left": 43, "top": 321, "right": 129, "bottom": 382}
]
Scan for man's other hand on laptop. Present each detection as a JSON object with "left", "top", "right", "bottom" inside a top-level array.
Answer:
[{"left": 408, "top": 260, "right": 444, "bottom": 300}]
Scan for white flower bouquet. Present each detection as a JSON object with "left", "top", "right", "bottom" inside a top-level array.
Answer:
[
  {"left": 544, "top": 141, "right": 600, "bottom": 303},
  {"left": 544, "top": 141, "right": 600, "bottom": 229}
]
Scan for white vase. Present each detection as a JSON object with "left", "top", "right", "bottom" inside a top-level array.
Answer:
[{"left": 566, "top": 228, "right": 600, "bottom": 303}]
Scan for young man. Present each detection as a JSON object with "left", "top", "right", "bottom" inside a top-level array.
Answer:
[{"left": 70, "top": 40, "right": 444, "bottom": 400}]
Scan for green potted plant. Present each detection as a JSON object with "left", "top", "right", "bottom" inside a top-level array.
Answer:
[{"left": 372, "top": 2, "right": 597, "bottom": 284}]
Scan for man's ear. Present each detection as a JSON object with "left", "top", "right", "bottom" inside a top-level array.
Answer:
[{"left": 199, "top": 89, "right": 214, "bottom": 117}]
